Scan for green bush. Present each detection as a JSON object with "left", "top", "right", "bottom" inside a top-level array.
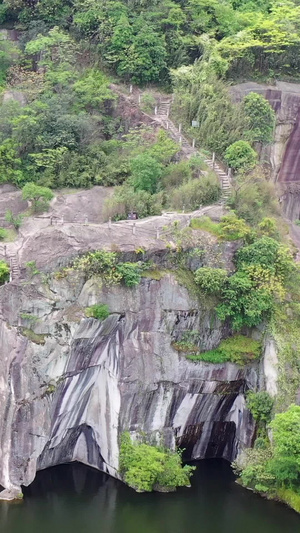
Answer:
[
  {"left": 236, "top": 405, "right": 300, "bottom": 495},
  {"left": 246, "top": 391, "right": 274, "bottom": 423},
  {"left": 216, "top": 269, "right": 274, "bottom": 330},
  {"left": 235, "top": 236, "right": 294, "bottom": 280},
  {"left": 5, "top": 210, "right": 23, "bottom": 231},
  {"left": 0, "top": 260, "right": 9, "bottom": 284},
  {"left": 141, "top": 93, "right": 156, "bottom": 114},
  {"left": 186, "top": 335, "right": 261, "bottom": 365},
  {"left": 0, "top": 227, "right": 7, "bottom": 240},
  {"left": 104, "top": 185, "right": 163, "bottom": 221},
  {"left": 116, "top": 262, "right": 142, "bottom": 287},
  {"left": 169, "top": 175, "right": 221, "bottom": 211},
  {"left": 85, "top": 304, "right": 110, "bottom": 320},
  {"left": 71, "top": 251, "right": 144, "bottom": 288},
  {"left": 219, "top": 213, "right": 251, "bottom": 241},
  {"left": 225, "top": 141, "right": 257, "bottom": 171},
  {"left": 194, "top": 267, "right": 227, "bottom": 294},
  {"left": 119, "top": 432, "right": 195, "bottom": 492}
]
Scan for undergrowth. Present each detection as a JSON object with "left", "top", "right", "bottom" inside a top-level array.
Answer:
[{"left": 182, "top": 335, "right": 262, "bottom": 365}]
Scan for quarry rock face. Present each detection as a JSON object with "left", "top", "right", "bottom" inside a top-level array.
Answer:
[
  {"left": 0, "top": 270, "right": 268, "bottom": 500},
  {"left": 232, "top": 81, "right": 300, "bottom": 221}
]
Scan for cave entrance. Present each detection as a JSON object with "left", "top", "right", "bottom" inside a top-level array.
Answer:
[{"left": 176, "top": 421, "right": 236, "bottom": 462}]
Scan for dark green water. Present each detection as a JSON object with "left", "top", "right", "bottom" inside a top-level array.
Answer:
[{"left": 1, "top": 460, "right": 300, "bottom": 533}]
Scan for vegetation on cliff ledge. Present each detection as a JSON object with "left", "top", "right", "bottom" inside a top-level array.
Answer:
[{"left": 119, "top": 432, "right": 195, "bottom": 492}]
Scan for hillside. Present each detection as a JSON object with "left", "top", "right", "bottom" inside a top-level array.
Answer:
[{"left": 1, "top": 0, "right": 300, "bottom": 516}]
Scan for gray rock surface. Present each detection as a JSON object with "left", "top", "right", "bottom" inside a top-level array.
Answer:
[{"left": 0, "top": 265, "right": 264, "bottom": 498}]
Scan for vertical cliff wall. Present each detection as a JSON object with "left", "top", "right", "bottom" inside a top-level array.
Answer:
[{"left": 0, "top": 271, "right": 260, "bottom": 499}]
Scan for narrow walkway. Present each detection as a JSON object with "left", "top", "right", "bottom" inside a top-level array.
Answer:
[
  {"left": 128, "top": 91, "right": 232, "bottom": 201},
  {"left": 8, "top": 253, "right": 20, "bottom": 281}
]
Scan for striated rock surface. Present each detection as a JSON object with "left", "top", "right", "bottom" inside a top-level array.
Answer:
[{"left": 0, "top": 268, "right": 260, "bottom": 497}]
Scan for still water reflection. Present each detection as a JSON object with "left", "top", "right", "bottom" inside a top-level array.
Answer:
[{"left": 1, "top": 460, "right": 300, "bottom": 533}]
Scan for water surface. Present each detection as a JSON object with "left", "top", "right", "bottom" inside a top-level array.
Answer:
[{"left": 1, "top": 460, "right": 300, "bottom": 533}]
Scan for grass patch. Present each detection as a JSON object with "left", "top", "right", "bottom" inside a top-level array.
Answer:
[
  {"left": 190, "top": 216, "right": 221, "bottom": 237},
  {"left": 19, "top": 313, "right": 39, "bottom": 322},
  {"left": 141, "top": 269, "right": 167, "bottom": 281},
  {"left": 85, "top": 304, "right": 110, "bottom": 320},
  {"left": 174, "top": 268, "right": 200, "bottom": 296},
  {"left": 21, "top": 328, "right": 48, "bottom": 345},
  {"left": 277, "top": 488, "right": 300, "bottom": 514},
  {"left": 185, "top": 335, "right": 262, "bottom": 365},
  {"left": 3, "top": 228, "right": 18, "bottom": 242}
]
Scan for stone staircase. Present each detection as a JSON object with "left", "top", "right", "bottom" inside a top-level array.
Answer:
[
  {"left": 204, "top": 159, "right": 231, "bottom": 202},
  {"left": 156, "top": 100, "right": 171, "bottom": 118},
  {"left": 113, "top": 84, "right": 233, "bottom": 201},
  {"left": 155, "top": 100, "right": 232, "bottom": 199},
  {"left": 8, "top": 253, "right": 20, "bottom": 281}
]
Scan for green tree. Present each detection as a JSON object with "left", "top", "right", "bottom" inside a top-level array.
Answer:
[
  {"left": 268, "top": 405, "right": 300, "bottom": 487},
  {"left": 130, "top": 154, "right": 162, "bottom": 194},
  {"left": 25, "top": 27, "right": 77, "bottom": 90},
  {"left": 73, "top": 69, "right": 115, "bottom": 111},
  {"left": 22, "top": 182, "right": 54, "bottom": 212},
  {"left": 225, "top": 140, "right": 257, "bottom": 171},
  {"left": 243, "top": 92, "right": 275, "bottom": 144}
]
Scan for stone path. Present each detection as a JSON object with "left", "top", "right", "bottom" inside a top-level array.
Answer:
[
  {"left": 135, "top": 92, "right": 232, "bottom": 201},
  {"left": 8, "top": 253, "right": 20, "bottom": 281}
]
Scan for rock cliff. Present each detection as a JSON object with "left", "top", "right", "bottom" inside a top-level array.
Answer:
[
  {"left": 231, "top": 81, "right": 300, "bottom": 222},
  {"left": 0, "top": 260, "right": 263, "bottom": 500}
]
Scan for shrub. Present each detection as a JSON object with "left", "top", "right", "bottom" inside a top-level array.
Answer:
[
  {"left": 25, "top": 260, "right": 40, "bottom": 277},
  {"left": 246, "top": 391, "right": 274, "bottom": 423},
  {"left": 141, "top": 93, "right": 156, "bottom": 114},
  {"left": 72, "top": 251, "right": 143, "bottom": 287},
  {"left": 119, "top": 432, "right": 195, "bottom": 492},
  {"left": 225, "top": 140, "right": 257, "bottom": 171},
  {"left": 228, "top": 175, "right": 279, "bottom": 226},
  {"left": 186, "top": 335, "right": 261, "bottom": 365},
  {"left": 5, "top": 210, "right": 23, "bottom": 231},
  {"left": 162, "top": 161, "right": 192, "bottom": 191},
  {"left": 104, "top": 185, "right": 163, "bottom": 221},
  {"left": 219, "top": 213, "right": 250, "bottom": 241},
  {"left": 194, "top": 267, "right": 227, "bottom": 294},
  {"left": 216, "top": 269, "right": 274, "bottom": 329},
  {"left": 169, "top": 175, "right": 220, "bottom": 211},
  {"left": 116, "top": 262, "right": 142, "bottom": 287},
  {"left": 0, "top": 260, "right": 9, "bottom": 284},
  {"left": 73, "top": 251, "right": 121, "bottom": 283},
  {"left": 85, "top": 304, "right": 110, "bottom": 320},
  {"left": 235, "top": 236, "right": 294, "bottom": 280},
  {"left": 0, "top": 227, "right": 7, "bottom": 240}
]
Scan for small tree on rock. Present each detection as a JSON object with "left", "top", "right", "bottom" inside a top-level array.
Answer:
[{"left": 22, "top": 182, "right": 54, "bottom": 213}]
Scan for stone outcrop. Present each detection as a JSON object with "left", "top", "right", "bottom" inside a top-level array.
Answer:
[{"left": 0, "top": 265, "right": 263, "bottom": 499}]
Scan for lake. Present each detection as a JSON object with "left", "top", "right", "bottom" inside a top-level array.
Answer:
[{"left": 1, "top": 459, "right": 300, "bottom": 533}]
